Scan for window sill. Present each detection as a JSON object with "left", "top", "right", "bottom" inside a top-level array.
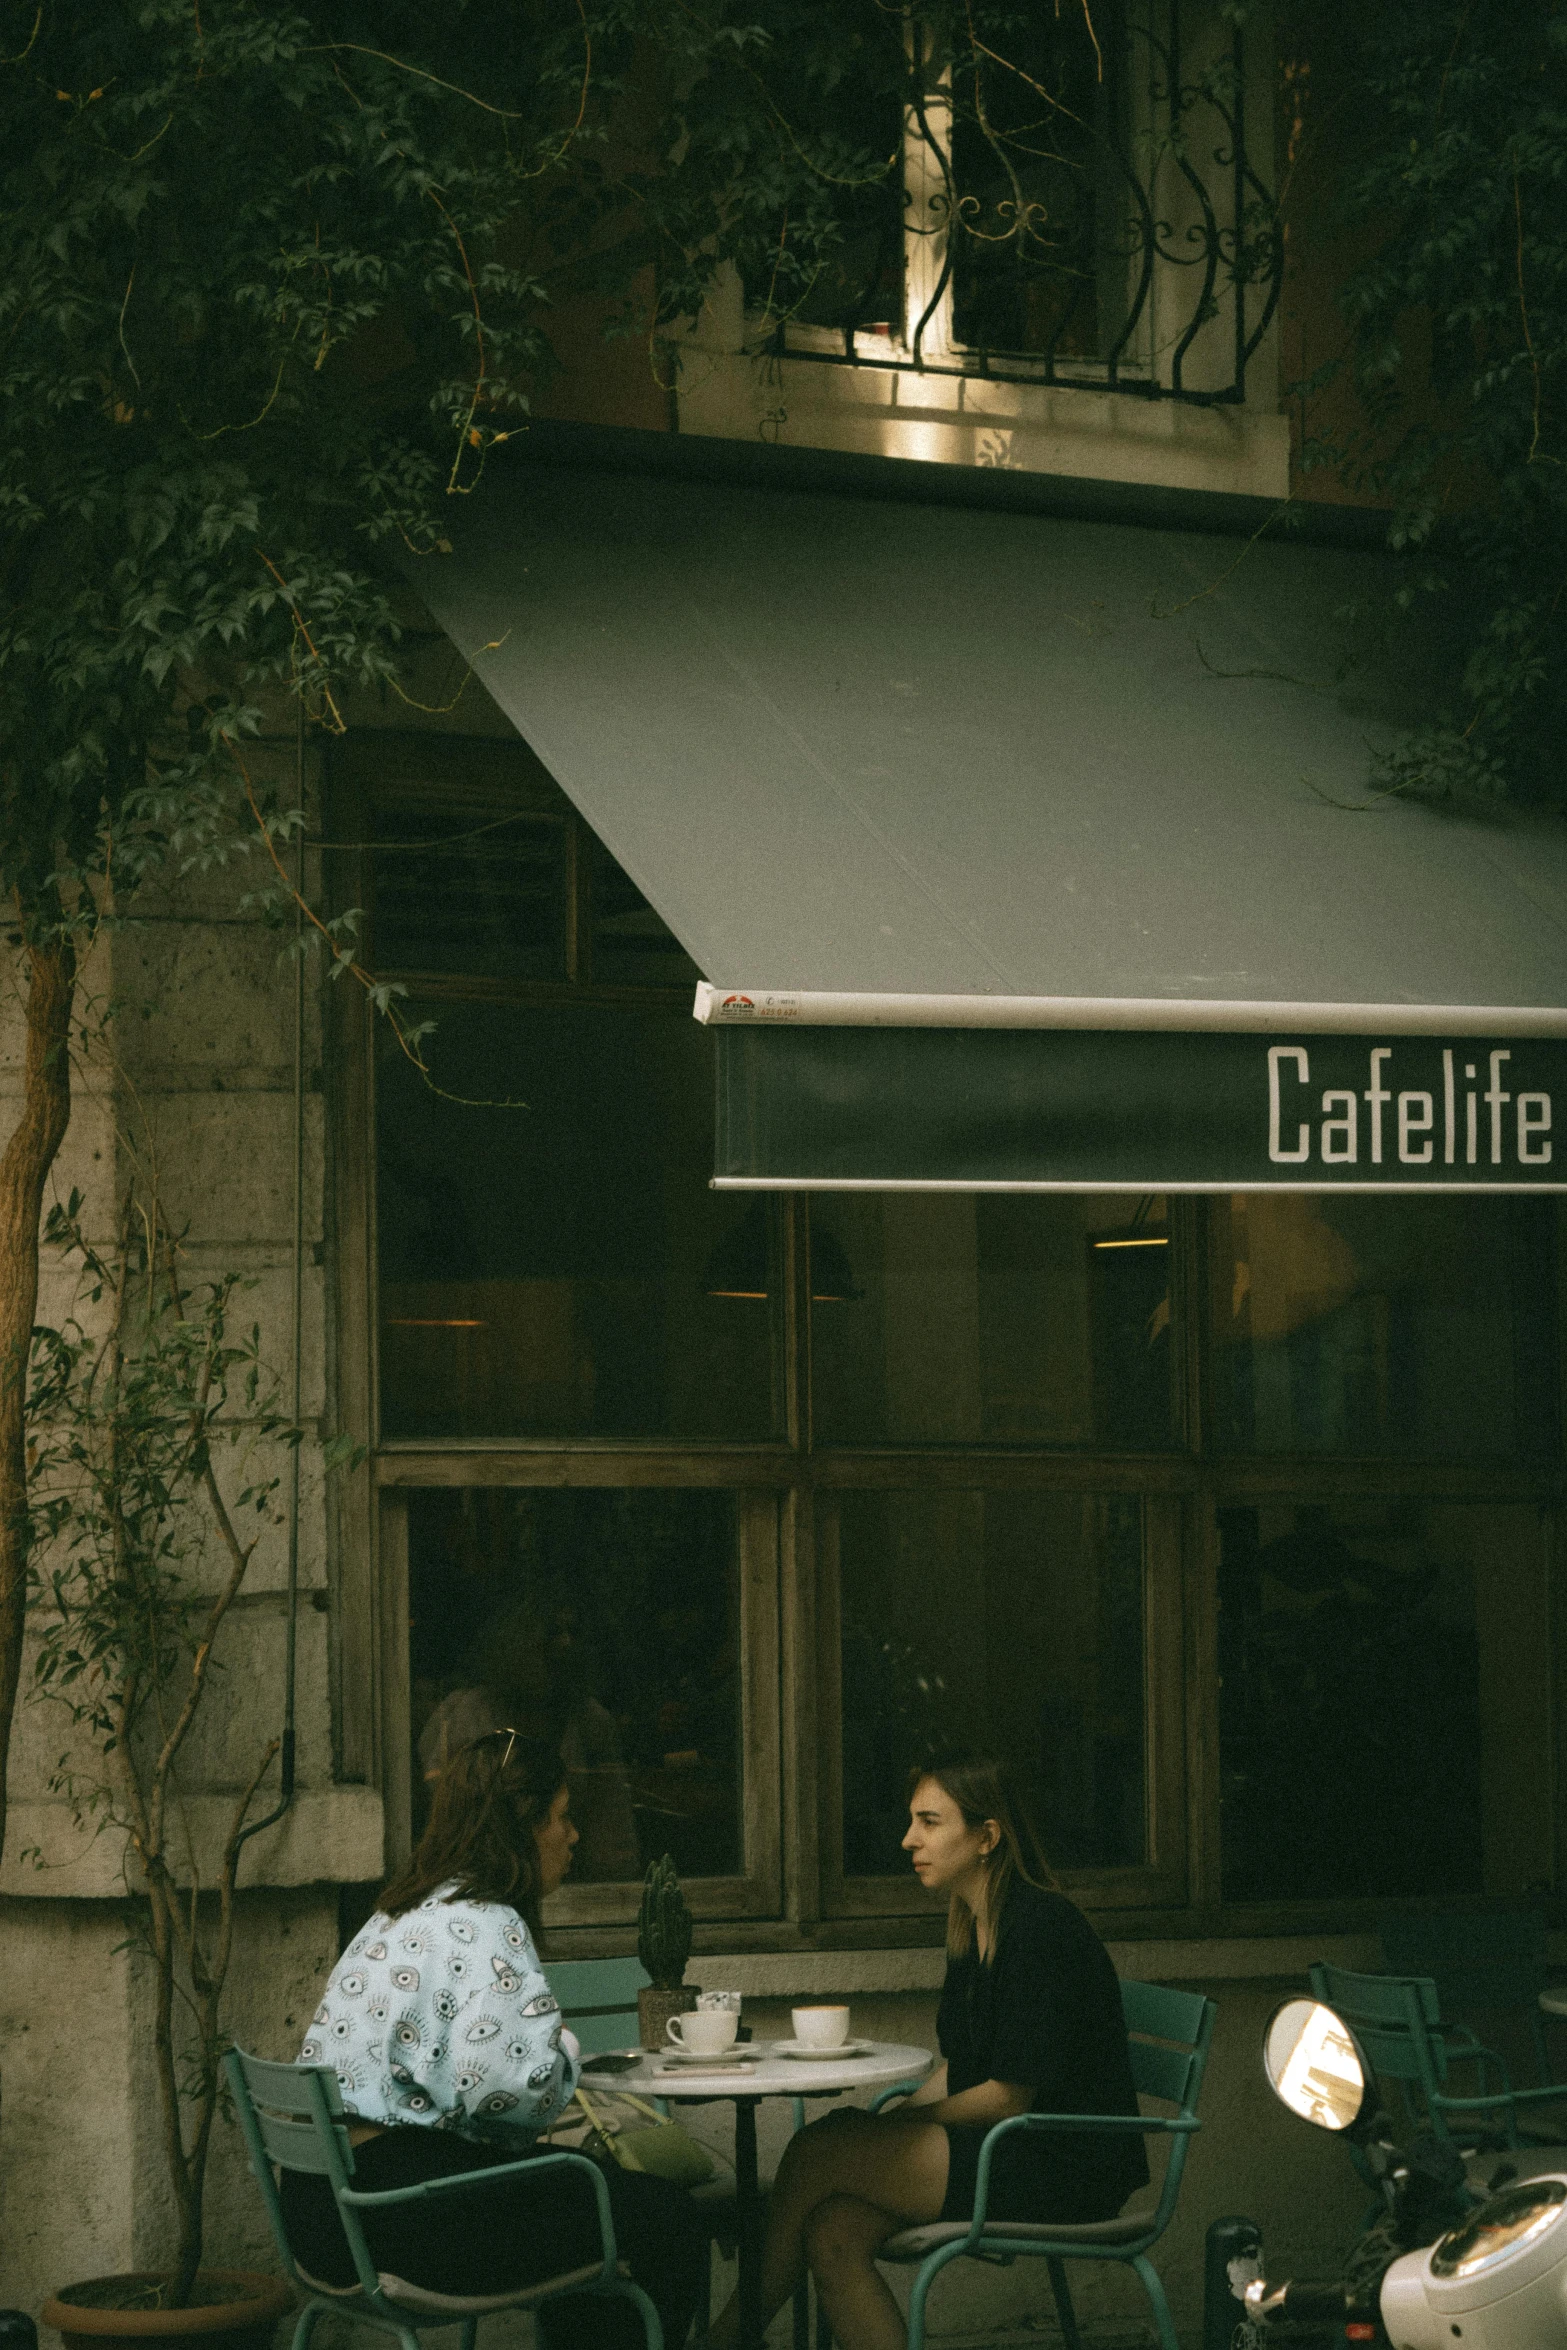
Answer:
[{"left": 674, "top": 344, "right": 1289, "bottom": 502}]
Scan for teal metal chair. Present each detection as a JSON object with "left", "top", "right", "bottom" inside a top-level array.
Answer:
[
  {"left": 860, "top": 1981, "right": 1215, "bottom": 2350},
  {"left": 225, "top": 2046, "right": 663, "bottom": 2350},
  {"left": 1310, "top": 1960, "right": 1567, "bottom": 2157}
]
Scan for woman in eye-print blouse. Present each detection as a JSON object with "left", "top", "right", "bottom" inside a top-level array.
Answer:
[{"left": 281, "top": 1732, "right": 707, "bottom": 2350}]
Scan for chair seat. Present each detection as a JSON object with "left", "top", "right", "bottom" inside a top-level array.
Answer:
[
  {"left": 879, "top": 2209, "right": 1156, "bottom": 2261},
  {"left": 293, "top": 2261, "right": 626, "bottom": 2316}
]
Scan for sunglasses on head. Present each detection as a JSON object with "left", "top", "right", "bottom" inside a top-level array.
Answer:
[{"left": 469, "top": 1725, "right": 520, "bottom": 1773}]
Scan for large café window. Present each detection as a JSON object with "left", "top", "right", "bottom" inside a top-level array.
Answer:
[{"left": 347, "top": 734, "right": 1565, "bottom": 1937}]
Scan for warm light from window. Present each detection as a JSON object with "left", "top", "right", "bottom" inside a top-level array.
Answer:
[
  {"left": 384, "top": 1317, "right": 490, "bottom": 1327},
  {"left": 1092, "top": 1238, "right": 1169, "bottom": 1251}
]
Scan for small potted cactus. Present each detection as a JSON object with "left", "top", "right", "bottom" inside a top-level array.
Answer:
[{"left": 636, "top": 1854, "right": 696, "bottom": 2049}]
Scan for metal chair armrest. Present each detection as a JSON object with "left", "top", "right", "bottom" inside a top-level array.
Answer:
[
  {"left": 965, "top": 2113, "right": 1198, "bottom": 2246},
  {"left": 340, "top": 2147, "right": 620, "bottom": 2286},
  {"left": 1434, "top": 2082, "right": 1567, "bottom": 2115}
]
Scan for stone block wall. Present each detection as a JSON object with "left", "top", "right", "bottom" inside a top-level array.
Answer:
[{"left": 0, "top": 729, "right": 382, "bottom": 2326}]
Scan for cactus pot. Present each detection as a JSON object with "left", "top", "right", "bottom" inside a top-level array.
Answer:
[{"left": 637, "top": 1983, "right": 696, "bottom": 2051}]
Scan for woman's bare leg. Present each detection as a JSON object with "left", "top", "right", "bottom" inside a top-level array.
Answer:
[
  {"left": 806, "top": 2195, "right": 913, "bottom": 2350},
  {"left": 706, "top": 2112, "right": 948, "bottom": 2349}
]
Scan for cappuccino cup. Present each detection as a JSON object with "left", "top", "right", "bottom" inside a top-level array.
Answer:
[
  {"left": 667, "top": 2008, "right": 739, "bottom": 2056},
  {"left": 791, "top": 2004, "right": 851, "bottom": 2050}
]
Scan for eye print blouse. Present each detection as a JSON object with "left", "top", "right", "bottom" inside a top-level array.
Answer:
[{"left": 299, "top": 1881, "right": 582, "bottom": 2143}]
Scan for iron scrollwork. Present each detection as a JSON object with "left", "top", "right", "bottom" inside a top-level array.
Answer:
[{"left": 768, "top": 0, "right": 1282, "bottom": 408}]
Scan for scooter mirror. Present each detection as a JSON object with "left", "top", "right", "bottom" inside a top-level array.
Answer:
[{"left": 1262, "top": 1998, "right": 1367, "bottom": 2132}]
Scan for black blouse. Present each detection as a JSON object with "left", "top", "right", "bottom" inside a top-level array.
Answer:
[{"left": 936, "top": 1879, "right": 1148, "bottom": 2221}]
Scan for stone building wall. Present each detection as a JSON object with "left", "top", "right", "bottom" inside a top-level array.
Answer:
[{"left": 0, "top": 718, "right": 381, "bottom": 2325}]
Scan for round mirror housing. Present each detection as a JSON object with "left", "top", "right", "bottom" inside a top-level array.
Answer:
[{"left": 1262, "top": 1998, "right": 1368, "bottom": 2132}]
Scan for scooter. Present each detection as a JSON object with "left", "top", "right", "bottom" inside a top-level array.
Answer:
[{"left": 1247, "top": 1995, "right": 1567, "bottom": 2350}]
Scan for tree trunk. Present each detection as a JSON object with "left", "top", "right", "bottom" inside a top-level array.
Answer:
[{"left": 0, "top": 932, "right": 76, "bottom": 1868}]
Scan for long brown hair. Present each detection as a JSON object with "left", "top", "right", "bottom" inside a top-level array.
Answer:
[
  {"left": 379, "top": 1730, "right": 566, "bottom": 1935},
  {"left": 909, "top": 1749, "right": 1058, "bottom": 1960}
]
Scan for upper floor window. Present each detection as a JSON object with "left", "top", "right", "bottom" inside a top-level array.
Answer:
[{"left": 771, "top": 0, "right": 1283, "bottom": 403}]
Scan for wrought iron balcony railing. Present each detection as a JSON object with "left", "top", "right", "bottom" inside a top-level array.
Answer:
[{"left": 761, "top": 0, "right": 1283, "bottom": 409}]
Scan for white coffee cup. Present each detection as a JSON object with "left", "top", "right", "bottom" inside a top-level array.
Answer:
[
  {"left": 791, "top": 2004, "right": 851, "bottom": 2050},
  {"left": 667, "top": 2008, "right": 739, "bottom": 2056}
]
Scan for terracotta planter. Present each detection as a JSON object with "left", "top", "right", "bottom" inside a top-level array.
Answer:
[
  {"left": 637, "top": 1982, "right": 696, "bottom": 2051},
  {"left": 42, "top": 2272, "right": 292, "bottom": 2350}
]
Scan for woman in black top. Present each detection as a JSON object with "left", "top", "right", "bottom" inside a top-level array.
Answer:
[{"left": 705, "top": 1750, "right": 1145, "bottom": 2350}]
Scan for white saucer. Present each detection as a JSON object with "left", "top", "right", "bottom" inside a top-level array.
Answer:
[
  {"left": 773, "top": 2039, "right": 873, "bottom": 2060},
  {"left": 657, "top": 2043, "right": 764, "bottom": 2066}
]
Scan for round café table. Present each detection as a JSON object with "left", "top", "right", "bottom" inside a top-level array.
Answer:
[{"left": 603, "top": 2038, "right": 933, "bottom": 2348}]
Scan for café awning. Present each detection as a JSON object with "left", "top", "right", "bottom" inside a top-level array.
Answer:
[{"left": 417, "top": 430, "right": 1567, "bottom": 1191}]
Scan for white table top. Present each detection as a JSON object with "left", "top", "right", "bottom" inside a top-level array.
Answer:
[
  {"left": 1538, "top": 1989, "right": 1567, "bottom": 2017},
  {"left": 591, "top": 2039, "right": 935, "bottom": 2099}
]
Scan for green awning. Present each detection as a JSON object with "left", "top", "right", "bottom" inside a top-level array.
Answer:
[{"left": 418, "top": 430, "right": 1567, "bottom": 1191}]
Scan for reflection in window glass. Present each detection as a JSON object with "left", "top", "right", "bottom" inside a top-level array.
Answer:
[
  {"left": 1218, "top": 1502, "right": 1554, "bottom": 1902},
  {"left": 835, "top": 1490, "right": 1146, "bottom": 1874},
  {"left": 1209, "top": 1196, "right": 1558, "bottom": 1457},
  {"left": 811, "top": 1194, "right": 1173, "bottom": 1447},
  {"left": 377, "top": 1003, "right": 780, "bottom": 1441},
  {"left": 408, "top": 1488, "right": 742, "bottom": 1881}
]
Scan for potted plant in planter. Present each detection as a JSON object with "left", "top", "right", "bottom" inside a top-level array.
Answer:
[
  {"left": 25, "top": 1188, "right": 302, "bottom": 2350},
  {"left": 636, "top": 1854, "right": 696, "bottom": 2050}
]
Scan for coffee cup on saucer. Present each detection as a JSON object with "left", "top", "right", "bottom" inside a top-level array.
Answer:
[
  {"left": 791, "top": 2004, "right": 850, "bottom": 2050},
  {"left": 667, "top": 2008, "right": 740, "bottom": 2057}
]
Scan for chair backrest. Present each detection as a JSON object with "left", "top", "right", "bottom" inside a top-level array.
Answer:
[
  {"left": 545, "top": 1956, "right": 649, "bottom": 2057},
  {"left": 1122, "top": 1981, "right": 1211, "bottom": 2110},
  {"left": 225, "top": 2047, "right": 378, "bottom": 2302},
  {"left": 227, "top": 2046, "right": 357, "bottom": 2176},
  {"left": 1121, "top": 1979, "right": 1217, "bottom": 2232},
  {"left": 1309, "top": 1961, "right": 1451, "bottom": 2130}
]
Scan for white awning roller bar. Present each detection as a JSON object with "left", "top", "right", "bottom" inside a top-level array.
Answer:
[{"left": 693, "top": 985, "right": 1567, "bottom": 1037}]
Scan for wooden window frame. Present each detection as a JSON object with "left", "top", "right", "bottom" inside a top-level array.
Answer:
[{"left": 376, "top": 1473, "right": 783, "bottom": 1925}]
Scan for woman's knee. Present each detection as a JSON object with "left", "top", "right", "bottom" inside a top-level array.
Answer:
[{"left": 805, "top": 2194, "right": 887, "bottom": 2274}]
